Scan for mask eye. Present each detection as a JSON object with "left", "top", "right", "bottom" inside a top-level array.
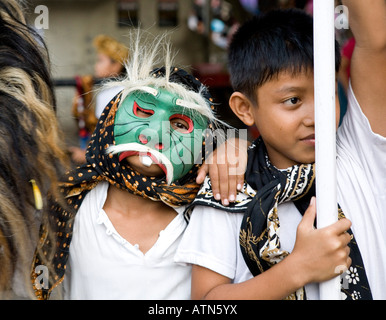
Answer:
[
  {"left": 169, "top": 114, "right": 194, "bottom": 134},
  {"left": 133, "top": 101, "right": 154, "bottom": 118}
]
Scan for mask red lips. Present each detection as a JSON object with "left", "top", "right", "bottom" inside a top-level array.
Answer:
[{"left": 118, "top": 151, "right": 167, "bottom": 176}]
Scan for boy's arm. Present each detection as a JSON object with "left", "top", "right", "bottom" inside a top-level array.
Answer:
[
  {"left": 192, "top": 253, "right": 314, "bottom": 300},
  {"left": 342, "top": 0, "right": 386, "bottom": 136},
  {"left": 196, "top": 137, "right": 248, "bottom": 205},
  {"left": 191, "top": 199, "right": 352, "bottom": 300},
  {"left": 191, "top": 260, "right": 303, "bottom": 300}
]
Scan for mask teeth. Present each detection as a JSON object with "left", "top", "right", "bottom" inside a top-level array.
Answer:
[
  {"left": 106, "top": 143, "right": 174, "bottom": 185},
  {"left": 140, "top": 155, "right": 153, "bottom": 167}
]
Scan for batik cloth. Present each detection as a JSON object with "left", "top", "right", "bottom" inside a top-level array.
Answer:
[{"left": 186, "top": 137, "right": 373, "bottom": 300}]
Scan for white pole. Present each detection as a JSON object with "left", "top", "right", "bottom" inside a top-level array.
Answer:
[{"left": 313, "top": 0, "right": 341, "bottom": 300}]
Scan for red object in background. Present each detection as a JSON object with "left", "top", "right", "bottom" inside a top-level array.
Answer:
[
  {"left": 342, "top": 37, "right": 355, "bottom": 78},
  {"left": 192, "top": 63, "right": 230, "bottom": 88},
  {"left": 193, "top": 63, "right": 261, "bottom": 140}
]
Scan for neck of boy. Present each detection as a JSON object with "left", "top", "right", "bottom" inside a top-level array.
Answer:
[
  {"left": 266, "top": 147, "right": 300, "bottom": 170},
  {"left": 103, "top": 183, "right": 176, "bottom": 218}
]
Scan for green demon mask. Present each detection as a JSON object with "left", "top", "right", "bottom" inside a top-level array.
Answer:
[{"left": 112, "top": 86, "right": 209, "bottom": 184}]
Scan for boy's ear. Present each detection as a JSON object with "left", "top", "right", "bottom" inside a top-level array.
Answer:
[{"left": 229, "top": 92, "right": 255, "bottom": 127}]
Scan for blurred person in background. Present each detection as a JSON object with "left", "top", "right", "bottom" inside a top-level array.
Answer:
[{"left": 69, "top": 35, "right": 128, "bottom": 164}]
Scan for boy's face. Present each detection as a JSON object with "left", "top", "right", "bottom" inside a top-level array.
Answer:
[{"left": 251, "top": 70, "right": 340, "bottom": 169}]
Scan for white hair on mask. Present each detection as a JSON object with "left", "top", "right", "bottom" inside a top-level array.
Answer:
[{"left": 100, "top": 30, "right": 221, "bottom": 124}]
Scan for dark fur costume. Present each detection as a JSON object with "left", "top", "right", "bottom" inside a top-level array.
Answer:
[{"left": 0, "top": 0, "right": 67, "bottom": 298}]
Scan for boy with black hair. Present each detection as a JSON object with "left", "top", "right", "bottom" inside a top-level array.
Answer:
[{"left": 175, "top": 1, "right": 386, "bottom": 300}]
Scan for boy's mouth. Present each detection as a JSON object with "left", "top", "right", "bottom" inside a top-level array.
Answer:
[
  {"left": 302, "top": 134, "right": 315, "bottom": 140},
  {"left": 301, "top": 134, "right": 315, "bottom": 146}
]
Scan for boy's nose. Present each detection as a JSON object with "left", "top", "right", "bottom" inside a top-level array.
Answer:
[
  {"left": 303, "top": 104, "right": 315, "bottom": 127},
  {"left": 303, "top": 116, "right": 314, "bottom": 127}
]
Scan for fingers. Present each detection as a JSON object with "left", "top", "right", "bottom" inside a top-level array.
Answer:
[
  {"left": 234, "top": 146, "right": 247, "bottom": 192},
  {"left": 301, "top": 197, "right": 352, "bottom": 236},
  {"left": 196, "top": 137, "right": 248, "bottom": 205},
  {"left": 299, "top": 196, "right": 352, "bottom": 247},
  {"left": 217, "top": 163, "right": 230, "bottom": 205},
  {"left": 197, "top": 158, "right": 230, "bottom": 204},
  {"left": 198, "top": 141, "right": 244, "bottom": 205},
  {"left": 226, "top": 167, "right": 237, "bottom": 203},
  {"left": 196, "top": 163, "right": 208, "bottom": 185},
  {"left": 236, "top": 174, "right": 244, "bottom": 192},
  {"left": 217, "top": 161, "right": 244, "bottom": 205},
  {"left": 292, "top": 196, "right": 354, "bottom": 283},
  {"left": 221, "top": 159, "right": 240, "bottom": 204},
  {"left": 339, "top": 230, "right": 352, "bottom": 247},
  {"left": 333, "top": 243, "right": 352, "bottom": 278},
  {"left": 330, "top": 217, "right": 352, "bottom": 235},
  {"left": 346, "top": 256, "right": 352, "bottom": 270},
  {"left": 200, "top": 162, "right": 239, "bottom": 206}
]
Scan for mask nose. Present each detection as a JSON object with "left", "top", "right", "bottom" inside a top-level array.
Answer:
[
  {"left": 138, "top": 134, "right": 148, "bottom": 144},
  {"left": 136, "top": 122, "right": 169, "bottom": 152},
  {"left": 155, "top": 143, "right": 164, "bottom": 150}
]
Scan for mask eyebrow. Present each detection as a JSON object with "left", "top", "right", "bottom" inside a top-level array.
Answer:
[
  {"left": 176, "top": 98, "right": 202, "bottom": 110},
  {"left": 130, "top": 86, "right": 159, "bottom": 97}
]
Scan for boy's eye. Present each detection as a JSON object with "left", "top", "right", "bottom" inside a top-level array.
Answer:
[
  {"left": 283, "top": 97, "right": 300, "bottom": 106},
  {"left": 133, "top": 101, "right": 154, "bottom": 118},
  {"left": 169, "top": 114, "right": 193, "bottom": 134},
  {"left": 172, "top": 119, "right": 189, "bottom": 131}
]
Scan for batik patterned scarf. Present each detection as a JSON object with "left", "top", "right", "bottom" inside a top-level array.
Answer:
[
  {"left": 31, "top": 69, "right": 216, "bottom": 300},
  {"left": 187, "top": 137, "right": 372, "bottom": 300}
]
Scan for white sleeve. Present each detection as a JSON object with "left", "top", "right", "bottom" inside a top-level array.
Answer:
[
  {"left": 338, "top": 83, "right": 386, "bottom": 168},
  {"left": 175, "top": 206, "right": 242, "bottom": 280},
  {"left": 337, "top": 83, "right": 386, "bottom": 206},
  {"left": 95, "top": 86, "right": 124, "bottom": 119}
]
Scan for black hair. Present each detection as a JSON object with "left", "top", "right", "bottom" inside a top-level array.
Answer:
[
  {"left": 228, "top": 9, "right": 341, "bottom": 103},
  {"left": 152, "top": 66, "right": 213, "bottom": 102}
]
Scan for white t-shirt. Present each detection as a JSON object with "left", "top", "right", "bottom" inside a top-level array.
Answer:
[
  {"left": 175, "top": 83, "right": 386, "bottom": 300},
  {"left": 63, "top": 181, "right": 191, "bottom": 300}
]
